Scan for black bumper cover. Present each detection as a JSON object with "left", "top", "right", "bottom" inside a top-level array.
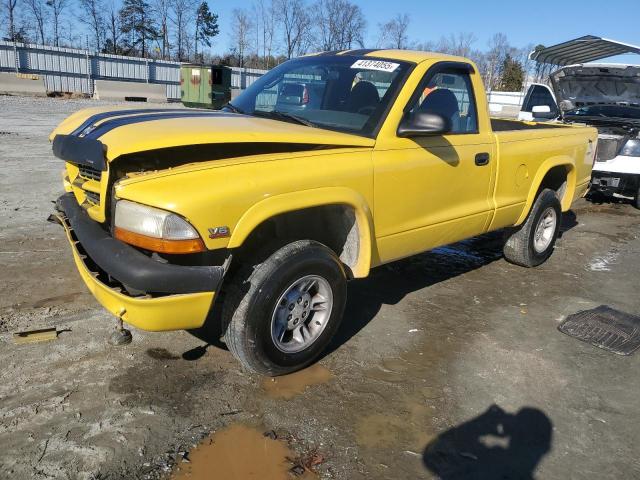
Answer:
[{"left": 55, "top": 193, "right": 223, "bottom": 294}]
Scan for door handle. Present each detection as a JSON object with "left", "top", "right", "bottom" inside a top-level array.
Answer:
[{"left": 475, "top": 152, "right": 490, "bottom": 166}]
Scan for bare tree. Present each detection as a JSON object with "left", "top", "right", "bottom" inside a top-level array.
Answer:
[
  {"left": 2, "top": 0, "right": 20, "bottom": 41},
  {"left": 78, "top": 0, "right": 105, "bottom": 51},
  {"left": 230, "top": 8, "right": 253, "bottom": 67},
  {"left": 483, "top": 33, "right": 510, "bottom": 90},
  {"left": 169, "top": 0, "right": 196, "bottom": 61},
  {"left": 46, "top": 0, "right": 68, "bottom": 46},
  {"left": 24, "top": 0, "right": 48, "bottom": 44},
  {"left": 252, "top": 0, "right": 276, "bottom": 68},
  {"left": 314, "top": 0, "right": 365, "bottom": 51},
  {"left": 377, "top": 13, "right": 410, "bottom": 49},
  {"left": 153, "top": 0, "right": 171, "bottom": 59},
  {"left": 433, "top": 32, "right": 477, "bottom": 57},
  {"left": 274, "top": 0, "right": 310, "bottom": 59},
  {"left": 515, "top": 43, "right": 536, "bottom": 87},
  {"left": 104, "top": 1, "right": 120, "bottom": 53},
  {"left": 61, "top": 16, "right": 82, "bottom": 47}
]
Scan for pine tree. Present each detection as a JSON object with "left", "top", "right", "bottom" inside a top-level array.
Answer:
[
  {"left": 194, "top": 1, "right": 219, "bottom": 61},
  {"left": 499, "top": 54, "right": 525, "bottom": 92},
  {"left": 119, "top": 0, "right": 158, "bottom": 57}
]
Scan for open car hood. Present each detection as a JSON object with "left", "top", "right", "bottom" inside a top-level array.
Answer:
[
  {"left": 550, "top": 63, "right": 640, "bottom": 111},
  {"left": 50, "top": 107, "right": 374, "bottom": 169}
]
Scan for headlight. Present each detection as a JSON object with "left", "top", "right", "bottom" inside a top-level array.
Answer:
[
  {"left": 114, "top": 200, "right": 205, "bottom": 254},
  {"left": 620, "top": 139, "right": 640, "bottom": 157}
]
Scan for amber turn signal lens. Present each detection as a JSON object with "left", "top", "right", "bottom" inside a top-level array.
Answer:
[{"left": 114, "top": 227, "right": 206, "bottom": 254}]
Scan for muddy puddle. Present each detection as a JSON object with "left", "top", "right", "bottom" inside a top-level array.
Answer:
[
  {"left": 261, "top": 364, "right": 333, "bottom": 400},
  {"left": 171, "top": 423, "right": 315, "bottom": 480}
]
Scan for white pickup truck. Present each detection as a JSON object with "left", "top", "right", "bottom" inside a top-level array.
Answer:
[{"left": 519, "top": 64, "right": 640, "bottom": 208}]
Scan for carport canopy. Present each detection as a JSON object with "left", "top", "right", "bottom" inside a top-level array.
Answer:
[{"left": 529, "top": 35, "right": 640, "bottom": 66}]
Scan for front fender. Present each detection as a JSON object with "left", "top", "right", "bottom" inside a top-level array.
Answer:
[
  {"left": 229, "top": 187, "right": 375, "bottom": 278},
  {"left": 514, "top": 158, "right": 576, "bottom": 226}
]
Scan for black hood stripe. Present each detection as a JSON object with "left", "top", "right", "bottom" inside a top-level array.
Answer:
[
  {"left": 71, "top": 108, "right": 186, "bottom": 136},
  {"left": 85, "top": 111, "right": 232, "bottom": 140},
  {"left": 340, "top": 49, "right": 380, "bottom": 56}
]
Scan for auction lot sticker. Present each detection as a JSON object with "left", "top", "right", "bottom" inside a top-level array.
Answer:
[{"left": 351, "top": 59, "right": 400, "bottom": 72}]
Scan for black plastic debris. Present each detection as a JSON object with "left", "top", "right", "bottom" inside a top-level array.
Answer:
[{"left": 558, "top": 305, "right": 640, "bottom": 355}]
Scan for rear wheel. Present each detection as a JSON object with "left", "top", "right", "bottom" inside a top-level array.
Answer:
[
  {"left": 634, "top": 182, "right": 640, "bottom": 210},
  {"left": 222, "top": 240, "right": 347, "bottom": 376},
  {"left": 503, "top": 189, "right": 562, "bottom": 267}
]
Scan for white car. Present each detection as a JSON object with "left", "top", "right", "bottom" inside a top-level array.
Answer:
[{"left": 519, "top": 64, "right": 640, "bottom": 208}]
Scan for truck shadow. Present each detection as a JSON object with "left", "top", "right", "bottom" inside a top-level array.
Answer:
[
  {"left": 326, "top": 210, "right": 578, "bottom": 357},
  {"left": 324, "top": 231, "right": 505, "bottom": 357},
  {"left": 422, "top": 404, "right": 553, "bottom": 480}
]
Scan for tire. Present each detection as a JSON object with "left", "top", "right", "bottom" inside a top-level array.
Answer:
[
  {"left": 634, "top": 183, "right": 640, "bottom": 210},
  {"left": 222, "top": 240, "right": 347, "bottom": 376},
  {"left": 503, "top": 189, "right": 562, "bottom": 268}
]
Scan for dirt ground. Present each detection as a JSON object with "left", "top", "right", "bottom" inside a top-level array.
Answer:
[{"left": 1, "top": 95, "right": 639, "bottom": 479}]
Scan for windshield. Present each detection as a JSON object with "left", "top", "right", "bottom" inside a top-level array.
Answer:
[
  {"left": 565, "top": 104, "right": 640, "bottom": 120},
  {"left": 228, "top": 56, "right": 413, "bottom": 137}
]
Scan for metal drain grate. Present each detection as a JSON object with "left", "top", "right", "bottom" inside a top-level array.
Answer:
[{"left": 559, "top": 305, "right": 640, "bottom": 355}]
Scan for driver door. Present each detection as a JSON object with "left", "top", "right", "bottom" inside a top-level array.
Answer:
[{"left": 373, "top": 64, "right": 496, "bottom": 264}]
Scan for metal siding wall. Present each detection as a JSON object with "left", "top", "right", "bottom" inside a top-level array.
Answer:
[
  {"left": 0, "top": 44, "right": 16, "bottom": 70},
  {"left": 43, "top": 74, "right": 91, "bottom": 94},
  {"left": 96, "top": 54, "right": 147, "bottom": 80},
  {"left": 0, "top": 41, "right": 266, "bottom": 100},
  {"left": 230, "top": 67, "right": 266, "bottom": 89}
]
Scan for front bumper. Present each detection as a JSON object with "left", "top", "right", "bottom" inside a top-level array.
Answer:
[
  {"left": 54, "top": 193, "right": 223, "bottom": 331},
  {"left": 590, "top": 171, "right": 639, "bottom": 197}
]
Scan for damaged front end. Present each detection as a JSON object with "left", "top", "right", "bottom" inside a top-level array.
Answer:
[{"left": 51, "top": 193, "right": 223, "bottom": 331}]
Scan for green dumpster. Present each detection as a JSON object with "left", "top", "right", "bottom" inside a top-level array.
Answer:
[{"left": 180, "top": 64, "right": 232, "bottom": 109}]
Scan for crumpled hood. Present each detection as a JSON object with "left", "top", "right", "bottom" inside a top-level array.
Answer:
[
  {"left": 550, "top": 63, "right": 640, "bottom": 111},
  {"left": 50, "top": 107, "right": 374, "bottom": 164}
]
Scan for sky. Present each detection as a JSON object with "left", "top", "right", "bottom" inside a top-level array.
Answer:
[{"left": 208, "top": 0, "right": 640, "bottom": 64}]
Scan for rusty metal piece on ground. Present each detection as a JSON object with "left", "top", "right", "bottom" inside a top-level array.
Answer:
[
  {"left": 108, "top": 312, "right": 132, "bottom": 346},
  {"left": 13, "top": 327, "right": 58, "bottom": 344},
  {"left": 558, "top": 305, "right": 640, "bottom": 355}
]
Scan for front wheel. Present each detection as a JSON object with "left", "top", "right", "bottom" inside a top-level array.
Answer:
[
  {"left": 503, "top": 189, "right": 562, "bottom": 267},
  {"left": 222, "top": 240, "right": 347, "bottom": 376}
]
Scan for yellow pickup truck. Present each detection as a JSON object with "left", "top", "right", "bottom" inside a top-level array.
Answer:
[{"left": 50, "top": 50, "right": 597, "bottom": 375}]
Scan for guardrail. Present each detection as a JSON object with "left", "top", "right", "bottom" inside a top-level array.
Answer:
[{"left": 0, "top": 41, "right": 266, "bottom": 100}]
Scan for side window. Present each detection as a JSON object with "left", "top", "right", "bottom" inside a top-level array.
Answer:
[{"left": 408, "top": 71, "right": 478, "bottom": 134}]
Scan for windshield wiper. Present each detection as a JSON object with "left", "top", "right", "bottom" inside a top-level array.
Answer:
[
  {"left": 222, "top": 103, "right": 245, "bottom": 114},
  {"left": 254, "top": 110, "right": 317, "bottom": 128}
]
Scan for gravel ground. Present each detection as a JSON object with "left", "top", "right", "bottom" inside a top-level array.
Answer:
[{"left": 0, "top": 95, "right": 639, "bottom": 479}]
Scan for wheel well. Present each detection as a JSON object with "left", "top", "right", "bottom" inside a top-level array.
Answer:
[
  {"left": 537, "top": 165, "right": 570, "bottom": 203},
  {"left": 237, "top": 205, "right": 360, "bottom": 277}
]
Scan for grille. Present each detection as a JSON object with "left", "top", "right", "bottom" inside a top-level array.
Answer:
[
  {"left": 78, "top": 164, "right": 102, "bottom": 181},
  {"left": 596, "top": 136, "right": 625, "bottom": 162},
  {"left": 84, "top": 191, "right": 100, "bottom": 205}
]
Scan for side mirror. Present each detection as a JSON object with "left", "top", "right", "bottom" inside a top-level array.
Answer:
[
  {"left": 531, "top": 104, "right": 557, "bottom": 120},
  {"left": 397, "top": 111, "right": 452, "bottom": 137},
  {"left": 532, "top": 105, "right": 551, "bottom": 114}
]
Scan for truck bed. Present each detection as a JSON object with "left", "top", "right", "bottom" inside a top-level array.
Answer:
[{"left": 491, "top": 118, "right": 565, "bottom": 131}]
